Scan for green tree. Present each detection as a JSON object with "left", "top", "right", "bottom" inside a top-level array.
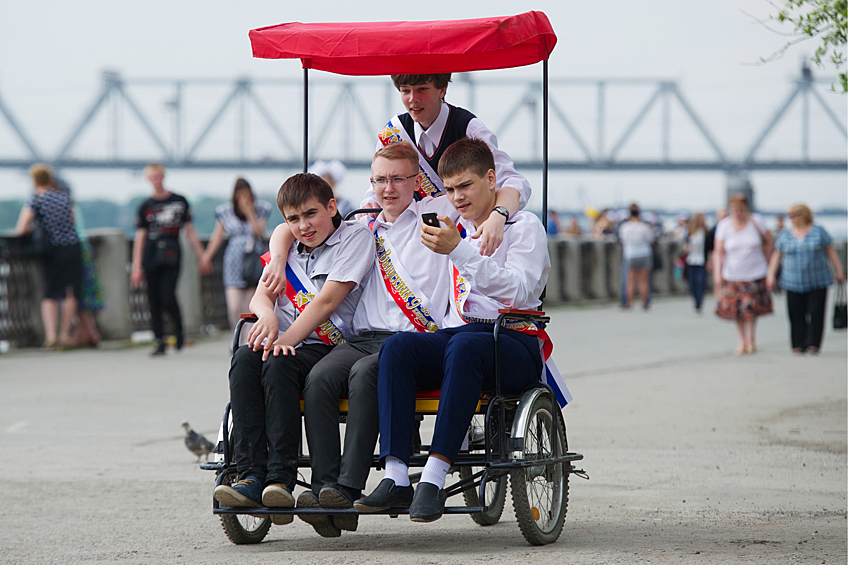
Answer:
[{"left": 772, "top": 0, "right": 847, "bottom": 92}]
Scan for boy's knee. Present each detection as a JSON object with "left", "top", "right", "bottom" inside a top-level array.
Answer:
[
  {"left": 304, "top": 363, "right": 345, "bottom": 398},
  {"left": 349, "top": 354, "right": 378, "bottom": 391}
]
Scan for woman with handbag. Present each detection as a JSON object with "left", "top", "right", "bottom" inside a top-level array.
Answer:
[
  {"left": 713, "top": 193, "right": 774, "bottom": 354},
  {"left": 201, "top": 178, "right": 271, "bottom": 328},
  {"left": 130, "top": 164, "right": 208, "bottom": 356},
  {"left": 14, "top": 164, "right": 83, "bottom": 349},
  {"left": 766, "top": 203, "right": 844, "bottom": 354}
]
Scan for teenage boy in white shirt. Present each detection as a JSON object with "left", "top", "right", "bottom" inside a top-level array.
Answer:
[
  {"left": 213, "top": 173, "right": 374, "bottom": 528},
  {"left": 260, "top": 142, "right": 520, "bottom": 537},
  {"left": 355, "top": 137, "right": 550, "bottom": 522}
]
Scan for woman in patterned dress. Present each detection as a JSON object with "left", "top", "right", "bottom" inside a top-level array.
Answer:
[
  {"left": 201, "top": 178, "right": 271, "bottom": 328},
  {"left": 15, "top": 164, "right": 83, "bottom": 348},
  {"left": 766, "top": 204, "right": 844, "bottom": 354},
  {"left": 713, "top": 193, "right": 774, "bottom": 354}
]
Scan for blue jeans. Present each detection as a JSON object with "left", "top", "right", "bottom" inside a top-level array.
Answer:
[{"left": 687, "top": 264, "right": 706, "bottom": 310}]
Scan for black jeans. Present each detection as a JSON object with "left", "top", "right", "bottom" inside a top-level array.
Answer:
[
  {"left": 786, "top": 288, "right": 828, "bottom": 350},
  {"left": 145, "top": 266, "right": 182, "bottom": 341},
  {"left": 229, "top": 343, "right": 333, "bottom": 487}
]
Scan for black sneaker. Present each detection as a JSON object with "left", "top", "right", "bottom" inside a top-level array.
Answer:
[
  {"left": 319, "top": 485, "right": 360, "bottom": 532},
  {"left": 296, "top": 490, "right": 341, "bottom": 538},
  {"left": 409, "top": 482, "right": 447, "bottom": 523},
  {"left": 214, "top": 476, "right": 263, "bottom": 508},
  {"left": 175, "top": 334, "right": 185, "bottom": 351},
  {"left": 353, "top": 478, "right": 413, "bottom": 512},
  {"left": 151, "top": 340, "right": 166, "bottom": 357}
]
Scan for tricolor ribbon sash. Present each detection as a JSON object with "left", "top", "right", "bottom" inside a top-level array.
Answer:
[
  {"left": 451, "top": 265, "right": 572, "bottom": 408},
  {"left": 260, "top": 251, "right": 349, "bottom": 345},
  {"left": 374, "top": 227, "right": 441, "bottom": 333},
  {"left": 378, "top": 115, "right": 444, "bottom": 200}
]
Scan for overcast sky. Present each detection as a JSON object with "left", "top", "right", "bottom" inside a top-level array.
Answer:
[{"left": 0, "top": 0, "right": 845, "bottom": 213}]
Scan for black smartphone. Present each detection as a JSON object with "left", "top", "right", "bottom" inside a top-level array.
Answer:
[{"left": 422, "top": 212, "right": 440, "bottom": 228}]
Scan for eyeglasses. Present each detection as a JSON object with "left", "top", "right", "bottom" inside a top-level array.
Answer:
[{"left": 370, "top": 174, "right": 418, "bottom": 188}]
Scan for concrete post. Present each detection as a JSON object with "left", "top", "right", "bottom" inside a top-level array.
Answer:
[
  {"left": 176, "top": 232, "right": 202, "bottom": 337},
  {"left": 652, "top": 240, "right": 672, "bottom": 295},
  {"left": 561, "top": 238, "right": 582, "bottom": 301},
  {"left": 87, "top": 229, "right": 132, "bottom": 340},
  {"left": 544, "top": 237, "right": 564, "bottom": 306},
  {"left": 606, "top": 241, "right": 622, "bottom": 300},
  {"left": 587, "top": 241, "right": 607, "bottom": 299}
]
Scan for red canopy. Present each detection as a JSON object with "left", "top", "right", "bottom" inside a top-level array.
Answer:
[{"left": 249, "top": 11, "right": 556, "bottom": 76}]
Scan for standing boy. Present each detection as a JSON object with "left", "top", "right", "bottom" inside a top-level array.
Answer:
[
  {"left": 355, "top": 138, "right": 552, "bottom": 522},
  {"left": 130, "top": 164, "right": 206, "bottom": 356},
  {"left": 213, "top": 173, "right": 374, "bottom": 530}
]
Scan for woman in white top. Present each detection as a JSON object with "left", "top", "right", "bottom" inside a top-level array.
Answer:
[
  {"left": 684, "top": 213, "right": 707, "bottom": 313},
  {"left": 713, "top": 193, "right": 774, "bottom": 354},
  {"left": 619, "top": 203, "right": 655, "bottom": 310}
]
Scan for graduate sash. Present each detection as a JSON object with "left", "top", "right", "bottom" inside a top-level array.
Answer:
[
  {"left": 373, "top": 227, "right": 441, "bottom": 333},
  {"left": 378, "top": 115, "right": 444, "bottom": 200},
  {"left": 451, "top": 265, "right": 573, "bottom": 408},
  {"left": 259, "top": 251, "right": 349, "bottom": 345}
]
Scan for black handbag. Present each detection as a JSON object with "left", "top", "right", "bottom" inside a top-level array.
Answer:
[
  {"left": 833, "top": 282, "right": 847, "bottom": 330},
  {"left": 241, "top": 248, "right": 264, "bottom": 287},
  {"left": 151, "top": 238, "right": 181, "bottom": 269}
]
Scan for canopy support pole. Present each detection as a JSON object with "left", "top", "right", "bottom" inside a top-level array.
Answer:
[
  {"left": 542, "top": 59, "right": 549, "bottom": 233},
  {"left": 303, "top": 68, "right": 309, "bottom": 172}
]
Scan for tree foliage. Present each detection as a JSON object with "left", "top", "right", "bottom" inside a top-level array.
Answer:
[{"left": 774, "top": 0, "right": 847, "bottom": 92}]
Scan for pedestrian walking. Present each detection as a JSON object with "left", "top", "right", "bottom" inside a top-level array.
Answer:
[
  {"left": 130, "top": 164, "right": 207, "bottom": 356},
  {"left": 14, "top": 164, "right": 83, "bottom": 349},
  {"left": 684, "top": 213, "right": 708, "bottom": 313},
  {"left": 200, "top": 178, "right": 271, "bottom": 328},
  {"left": 766, "top": 203, "right": 845, "bottom": 354},
  {"left": 713, "top": 193, "right": 773, "bottom": 354}
]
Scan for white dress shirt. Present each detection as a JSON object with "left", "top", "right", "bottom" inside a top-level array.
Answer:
[
  {"left": 444, "top": 211, "right": 550, "bottom": 328},
  {"left": 368, "top": 102, "right": 533, "bottom": 209},
  {"left": 352, "top": 196, "right": 458, "bottom": 334}
]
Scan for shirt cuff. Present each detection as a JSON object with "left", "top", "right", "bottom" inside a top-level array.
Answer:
[{"left": 448, "top": 239, "right": 478, "bottom": 269}]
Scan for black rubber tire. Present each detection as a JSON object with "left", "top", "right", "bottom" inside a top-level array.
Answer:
[
  {"left": 459, "top": 466, "right": 507, "bottom": 526},
  {"left": 509, "top": 394, "right": 569, "bottom": 546},
  {"left": 217, "top": 472, "right": 271, "bottom": 544}
]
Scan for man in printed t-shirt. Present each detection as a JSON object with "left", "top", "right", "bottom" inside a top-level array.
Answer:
[{"left": 130, "top": 163, "right": 207, "bottom": 356}]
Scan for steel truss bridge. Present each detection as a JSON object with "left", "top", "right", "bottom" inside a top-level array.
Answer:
[{"left": 0, "top": 65, "right": 845, "bottom": 174}]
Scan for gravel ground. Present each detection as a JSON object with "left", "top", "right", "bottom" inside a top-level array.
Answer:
[{"left": 0, "top": 295, "right": 845, "bottom": 564}]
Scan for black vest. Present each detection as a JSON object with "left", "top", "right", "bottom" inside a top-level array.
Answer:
[{"left": 397, "top": 104, "right": 476, "bottom": 174}]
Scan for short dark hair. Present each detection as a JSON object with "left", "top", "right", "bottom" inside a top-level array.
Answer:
[
  {"left": 437, "top": 137, "right": 495, "bottom": 180},
  {"left": 391, "top": 74, "right": 452, "bottom": 90},
  {"left": 629, "top": 203, "right": 640, "bottom": 218},
  {"left": 277, "top": 173, "right": 335, "bottom": 214}
]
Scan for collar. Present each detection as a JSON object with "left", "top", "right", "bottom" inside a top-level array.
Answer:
[
  {"left": 295, "top": 219, "right": 347, "bottom": 254},
  {"left": 414, "top": 102, "right": 449, "bottom": 149},
  {"left": 373, "top": 201, "right": 419, "bottom": 231}
]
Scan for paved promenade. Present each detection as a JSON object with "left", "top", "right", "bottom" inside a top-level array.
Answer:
[{"left": 0, "top": 295, "right": 845, "bottom": 564}]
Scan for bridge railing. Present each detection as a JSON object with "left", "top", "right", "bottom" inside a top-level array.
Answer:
[{"left": 1, "top": 232, "right": 846, "bottom": 346}]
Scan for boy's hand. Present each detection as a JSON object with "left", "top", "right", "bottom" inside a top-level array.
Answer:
[
  {"left": 421, "top": 216, "right": 461, "bottom": 255},
  {"left": 267, "top": 341, "right": 297, "bottom": 361},
  {"left": 130, "top": 266, "right": 144, "bottom": 287},
  {"left": 472, "top": 211, "right": 506, "bottom": 256},
  {"left": 247, "top": 312, "right": 278, "bottom": 353},
  {"left": 261, "top": 255, "right": 287, "bottom": 296}
]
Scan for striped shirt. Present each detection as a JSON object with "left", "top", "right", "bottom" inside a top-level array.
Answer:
[{"left": 776, "top": 225, "right": 833, "bottom": 292}]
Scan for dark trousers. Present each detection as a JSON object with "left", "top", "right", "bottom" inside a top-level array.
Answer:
[
  {"left": 302, "top": 332, "right": 393, "bottom": 493},
  {"left": 378, "top": 324, "right": 542, "bottom": 466},
  {"left": 786, "top": 288, "right": 828, "bottom": 350},
  {"left": 145, "top": 266, "right": 182, "bottom": 341},
  {"left": 687, "top": 264, "right": 706, "bottom": 310},
  {"left": 229, "top": 343, "right": 333, "bottom": 487}
]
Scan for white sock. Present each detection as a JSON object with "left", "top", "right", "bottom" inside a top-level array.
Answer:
[
  {"left": 419, "top": 456, "right": 451, "bottom": 490},
  {"left": 384, "top": 456, "right": 410, "bottom": 487}
]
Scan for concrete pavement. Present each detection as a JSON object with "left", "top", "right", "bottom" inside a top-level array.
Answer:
[{"left": 0, "top": 294, "right": 845, "bottom": 564}]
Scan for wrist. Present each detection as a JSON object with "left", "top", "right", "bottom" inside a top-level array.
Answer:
[{"left": 491, "top": 206, "right": 509, "bottom": 222}]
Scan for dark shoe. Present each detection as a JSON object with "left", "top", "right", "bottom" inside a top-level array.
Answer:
[
  {"left": 262, "top": 484, "right": 294, "bottom": 526},
  {"left": 320, "top": 485, "right": 360, "bottom": 532},
  {"left": 409, "top": 482, "right": 446, "bottom": 523},
  {"left": 176, "top": 334, "right": 185, "bottom": 351},
  {"left": 214, "top": 476, "right": 262, "bottom": 508},
  {"left": 296, "top": 490, "right": 341, "bottom": 538},
  {"left": 151, "top": 340, "right": 166, "bottom": 356},
  {"left": 354, "top": 478, "right": 413, "bottom": 512}
]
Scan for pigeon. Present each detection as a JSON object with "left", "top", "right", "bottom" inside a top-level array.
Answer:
[{"left": 182, "top": 421, "right": 215, "bottom": 462}]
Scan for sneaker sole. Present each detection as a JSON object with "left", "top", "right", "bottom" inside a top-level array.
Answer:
[
  {"left": 319, "top": 489, "right": 358, "bottom": 532},
  {"left": 214, "top": 486, "right": 261, "bottom": 508},
  {"left": 270, "top": 514, "right": 294, "bottom": 525}
]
